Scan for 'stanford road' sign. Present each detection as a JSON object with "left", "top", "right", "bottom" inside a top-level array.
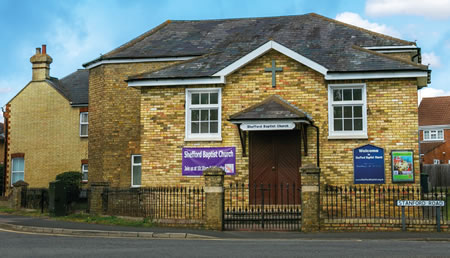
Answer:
[{"left": 396, "top": 200, "right": 445, "bottom": 207}]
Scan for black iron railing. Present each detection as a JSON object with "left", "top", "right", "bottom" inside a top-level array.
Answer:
[
  {"left": 224, "top": 183, "right": 302, "bottom": 231},
  {"left": 323, "top": 184, "right": 449, "bottom": 224},
  {"left": 21, "top": 188, "right": 48, "bottom": 213},
  {"left": 20, "top": 187, "right": 90, "bottom": 214},
  {"left": 103, "top": 187, "right": 204, "bottom": 220}
]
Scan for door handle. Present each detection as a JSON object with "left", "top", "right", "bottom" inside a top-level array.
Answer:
[{"left": 272, "top": 166, "right": 276, "bottom": 171}]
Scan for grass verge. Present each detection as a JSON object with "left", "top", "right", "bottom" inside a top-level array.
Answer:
[
  {"left": 0, "top": 206, "right": 154, "bottom": 228},
  {"left": 0, "top": 206, "right": 45, "bottom": 217},
  {"left": 56, "top": 213, "right": 154, "bottom": 227}
]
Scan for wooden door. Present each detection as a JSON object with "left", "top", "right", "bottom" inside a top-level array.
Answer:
[{"left": 249, "top": 130, "right": 301, "bottom": 204}]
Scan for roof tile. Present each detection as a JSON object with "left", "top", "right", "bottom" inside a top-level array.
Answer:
[
  {"left": 228, "top": 95, "right": 313, "bottom": 121},
  {"left": 419, "top": 96, "right": 450, "bottom": 126},
  {"left": 85, "top": 13, "right": 425, "bottom": 79},
  {"left": 48, "top": 69, "right": 89, "bottom": 105}
]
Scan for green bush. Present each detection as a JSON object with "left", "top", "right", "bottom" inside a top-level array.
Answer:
[{"left": 55, "top": 171, "right": 82, "bottom": 204}]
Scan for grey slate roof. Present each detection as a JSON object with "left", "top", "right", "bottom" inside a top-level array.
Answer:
[
  {"left": 48, "top": 69, "right": 89, "bottom": 105},
  {"left": 229, "top": 95, "right": 313, "bottom": 122},
  {"left": 83, "top": 13, "right": 427, "bottom": 80}
]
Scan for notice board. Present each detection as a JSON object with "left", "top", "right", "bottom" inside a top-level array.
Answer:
[{"left": 353, "top": 144, "right": 385, "bottom": 184}]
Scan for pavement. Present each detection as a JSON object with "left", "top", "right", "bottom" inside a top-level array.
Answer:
[{"left": 0, "top": 214, "right": 449, "bottom": 241}]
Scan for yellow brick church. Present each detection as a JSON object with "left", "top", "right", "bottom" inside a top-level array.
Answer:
[{"left": 81, "top": 13, "right": 428, "bottom": 195}]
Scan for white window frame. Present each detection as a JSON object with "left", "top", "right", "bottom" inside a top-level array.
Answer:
[
  {"left": 81, "top": 164, "right": 88, "bottom": 182},
  {"left": 185, "top": 88, "right": 222, "bottom": 141},
  {"left": 131, "top": 155, "right": 142, "bottom": 188},
  {"left": 434, "top": 159, "right": 440, "bottom": 164},
  {"left": 11, "top": 157, "right": 25, "bottom": 186},
  {"left": 423, "top": 129, "right": 444, "bottom": 141},
  {"left": 80, "top": 112, "right": 88, "bottom": 137},
  {"left": 328, "top": 83, "right": 367, "bottom": 139}
]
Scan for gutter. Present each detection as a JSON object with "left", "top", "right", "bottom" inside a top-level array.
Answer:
[
  {"left": 83, "top": 56, "right": 196, "bottom": 70},
  {"left": 70, "top": 103, "right": 89, "bottom": 107}
]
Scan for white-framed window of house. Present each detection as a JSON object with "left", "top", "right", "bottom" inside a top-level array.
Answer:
[
  {"left": 131, "top": 155, "right": 142, "bottom": 187},
  {"left": 80, "top": 112, "right": 88, "bottom": 137},
  {"left": 81, "top": 164, "right": 88, "bottom": 182},
  {"left": 11, "top": 157, "right": 24, "bottom": 185},
  {"left": 423, "top": 129, "right": 443, "bottom": 141},
  {"left": 185, "top": 88, "right": 222, "bottom": 141},
  {"left": 328, "top": 84, "right": 367, "bottom": 139},
  {"left": 434, "top": 159, "right": 440, "bottom": 164}
]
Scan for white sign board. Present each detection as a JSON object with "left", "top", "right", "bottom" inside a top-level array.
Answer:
[
  {"left": 396, "top": 200, "right": 445, "bottom": 207},
  {"left": 240, "top": 122, "right": 295, "bottom": 131}
]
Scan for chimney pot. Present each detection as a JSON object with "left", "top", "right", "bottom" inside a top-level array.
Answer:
[{"left": 30, "top": 45, "right": 52, "bottom": 81}]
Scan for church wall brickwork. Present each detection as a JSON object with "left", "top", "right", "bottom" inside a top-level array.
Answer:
[
  {"left": 383, "top": 52, "right": 414, "bottom": 63},
  {"left": 139, "top": 50, "right": 420, "bottom": 187},
  {"left": 88, "top": 61, "right": 177, "bottom": 187}
]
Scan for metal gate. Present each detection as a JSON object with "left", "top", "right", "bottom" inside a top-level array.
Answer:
[{"left": 223, "top": 183, "right": 302, "bottom": 231}]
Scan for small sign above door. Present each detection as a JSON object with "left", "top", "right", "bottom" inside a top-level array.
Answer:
[{"left": 240, "top": 122, "right": 295, "bottom": 131}]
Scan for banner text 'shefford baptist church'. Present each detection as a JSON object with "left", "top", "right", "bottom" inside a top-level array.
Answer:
[{"left": 182, "top": 147, "right": 236, "bottom": 176}]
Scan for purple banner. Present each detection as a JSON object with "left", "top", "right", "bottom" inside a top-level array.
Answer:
[{"left": 182, "top": 147, "right": 236, "bottom": 176}]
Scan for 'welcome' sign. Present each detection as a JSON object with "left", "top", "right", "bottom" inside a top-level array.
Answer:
[{"left": 353, "top": 144, "right": 385, "bottom": 184}]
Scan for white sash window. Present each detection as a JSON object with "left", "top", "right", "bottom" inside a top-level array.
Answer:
[
  {"left": 328, "top": 84, "right": 367, "bottom": 139},
  {"left": 185, "top": 88, "right": 222, "bottom": 141}
]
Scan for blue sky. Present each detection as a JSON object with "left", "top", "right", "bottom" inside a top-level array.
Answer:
[{"left": 1, "top": 0, "right": 449, "bottom": 122}]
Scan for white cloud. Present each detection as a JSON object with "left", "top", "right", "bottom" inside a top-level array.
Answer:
[
  {"left": 445, "top": 40, "right": 450, "bottom": 51},
  {"left": 44, "top": 15, "right": 117, "bottom": 78},
  {"left": 421, "top": 52, "right": 442, "bottom": 68},
  {"left": 366, "top": 0, "right": 450, "bottom": 19},
  {"left": 335, "top": 12, "right": 401, "bottom": 38},
  {"left": 0, "top": 79, "right": 16, "bottom": 94},
  {"left": 0, "top": 87, "right": 13, "bottom": 94},
  {"left": 42, "top": 1, "right": 150, "bottom": 78},
  {"left": 418, "top": 87, "right": 450, "bottom": 103},
  {"left": 0, "top": 77, "right": 27, "bottom": 98}
]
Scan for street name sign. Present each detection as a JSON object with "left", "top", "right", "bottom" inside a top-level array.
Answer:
[{"left": 396, "top": 200, "right": 445, "bottom": 207}]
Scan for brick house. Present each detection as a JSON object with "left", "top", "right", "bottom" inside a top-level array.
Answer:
[
  {"left": 84, "top": 13, "right": 429, "bottom": 195},
  {"left": 419, "top": 96, "right": 450, "bottom": 164},
  {"left": 3, "top": 45, "right": 89, "bottom": 195},
  {"left": 0, "top": 122, "right": 4, "bottom": 165}
]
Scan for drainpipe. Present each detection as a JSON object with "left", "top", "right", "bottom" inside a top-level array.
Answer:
[
  {"left": 418, "top": 129, "right": 421, "bottom": 164},
  {"left": 1, "top": 107, "right": 7, "bottom": 196},
  {"left": 311, "top": 124, "right": 320, "bottom": 168},
  {"left": 411, "top": 47, "right": 421, "bottom": 64}
]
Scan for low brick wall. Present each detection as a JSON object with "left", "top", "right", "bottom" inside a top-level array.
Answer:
[{"left": 322, "top": 218, "right": 449, "bottom": 232}]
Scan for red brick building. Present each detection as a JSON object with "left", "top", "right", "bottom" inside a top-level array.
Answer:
[{"left": 419, "top": 96, "right": 450, "bottom": 164}]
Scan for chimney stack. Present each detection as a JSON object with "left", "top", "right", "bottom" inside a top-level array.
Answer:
[{"left": 30, "top": 44, "right": 52, "bottom": 81}]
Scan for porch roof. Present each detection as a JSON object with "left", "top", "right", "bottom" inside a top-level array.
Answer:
[{"left": 228, "top": 95, "right": 313, "bottom": 123}]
